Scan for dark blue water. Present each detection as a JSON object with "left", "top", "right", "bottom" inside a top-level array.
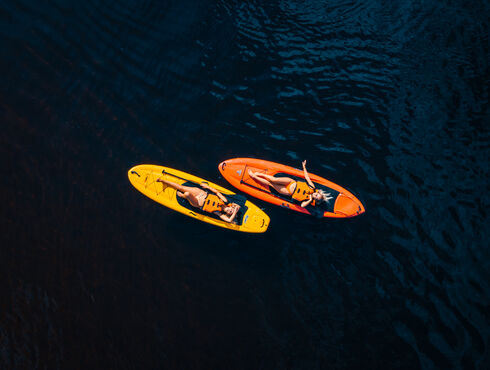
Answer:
[{"left": 1, "top": 0, "right": 489, "bottom": 368}]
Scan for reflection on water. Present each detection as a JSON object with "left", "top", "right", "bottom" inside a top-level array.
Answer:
[{"left": 1, "top": 0, "right": 488, "bottom": 368}]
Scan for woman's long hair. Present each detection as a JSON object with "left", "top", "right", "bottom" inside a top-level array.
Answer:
[{"left": 315, "top": 189, "right": 333, "bottom": 204}]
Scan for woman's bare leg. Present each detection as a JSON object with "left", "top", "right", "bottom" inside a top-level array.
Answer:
[
  {"left": 248, "top": 170, "right": 273, "bottom": 187},
  {"left": 254, "top": 172, "right": 293, "bottom": 186},
  {"left": 157, "top": 178, "right": 185, "bottom": 192},
  {"left": 157, "top": 178, "right": 203, "bottom": 198},
  {"left": 248, "top": 170, "right": 293, "bottom": 195}
]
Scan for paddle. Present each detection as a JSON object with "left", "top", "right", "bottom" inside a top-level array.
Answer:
[{"left": 160, "top": 169, "right": 208, "bottom": 187}]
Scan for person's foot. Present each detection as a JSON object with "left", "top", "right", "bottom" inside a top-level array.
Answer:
[
  {"left": 157, "top": 177, "right": 164, "bottom": 183},
  {"left": 248, "top": 170, "right": 256, "bottom": 179}
]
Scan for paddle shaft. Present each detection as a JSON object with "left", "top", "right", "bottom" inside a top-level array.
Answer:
[
  {"left": 161, "top": 170, "right": 204, "bottom": 186},
  {"left": 161, "top": 170, "right": 229, "bottom": 195}
]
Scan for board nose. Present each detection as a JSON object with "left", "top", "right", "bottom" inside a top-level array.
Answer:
[
  {"left": 218, "top": 160, "right": 227, "bottom": 173},
  {"left": 334, "top": 193, "right": 365, "bottom": 217},
  {"left": 248, "top": 213, "right": 269, "bottom": 232}
]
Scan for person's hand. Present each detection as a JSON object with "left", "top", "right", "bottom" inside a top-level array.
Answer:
[
  {"left": 200, "top": 182, "right": 209, "bottom": 189},
  {"left": 302, "top": 160, "right": 307, "bottom": 167}
]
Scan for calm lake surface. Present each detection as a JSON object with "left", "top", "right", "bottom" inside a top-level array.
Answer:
[{"left": 1, "top": 0, "right": 489, "bottom": 368}]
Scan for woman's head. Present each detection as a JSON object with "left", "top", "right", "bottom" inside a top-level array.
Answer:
[
  {"left": 222, "top": 204, "right": 235, "bottom": 215},
  {"left": 312, "top": 189, "right": 333, "bottom": 203}
]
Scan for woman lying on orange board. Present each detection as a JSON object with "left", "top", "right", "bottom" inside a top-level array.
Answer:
[{"left": 248, "top": 160, "right": 333, "bottom": 208}]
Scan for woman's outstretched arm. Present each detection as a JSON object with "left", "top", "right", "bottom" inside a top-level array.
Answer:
[{"left": 302, "top": 160, "right": 315, "bottom": 189}]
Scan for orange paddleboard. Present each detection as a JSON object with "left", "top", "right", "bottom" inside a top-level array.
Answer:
[{"left": 218, "top": 158, "right": 365, "bottom": 218}]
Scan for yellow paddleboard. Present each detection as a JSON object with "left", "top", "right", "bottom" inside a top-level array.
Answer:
[{"left": 128, "top": 164, "right": 270, "bottom": 233}]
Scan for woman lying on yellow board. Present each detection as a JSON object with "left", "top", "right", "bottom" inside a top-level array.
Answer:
[
  {"left": 248, "top": 160, "right": 333, "bottom": 208},
  {"left": 157, "top": 178, "right": 241, "bottom": 223}
]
